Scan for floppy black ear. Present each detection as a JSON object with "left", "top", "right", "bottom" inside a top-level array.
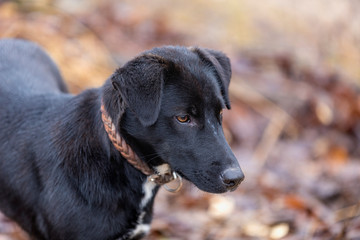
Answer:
[
  {"left": 190, "top": 47, "right": 232, "bottom": 109},
  {"left": 111, "top": 54, "right": 170, "bottom": 126}
]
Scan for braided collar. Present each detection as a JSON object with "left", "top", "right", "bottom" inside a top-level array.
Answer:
[{"left": 100, "top": 102, "right": 177, "bottom": 186}]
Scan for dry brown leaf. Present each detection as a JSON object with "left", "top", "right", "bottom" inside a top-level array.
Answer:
[
  {"left": 283, "top": 194, "right": 308, "bottom": 211},
  {"left": 327, "top": 146, "right": 349, "bottom": 166}
]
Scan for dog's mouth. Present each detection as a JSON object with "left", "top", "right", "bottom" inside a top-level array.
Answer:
[{"left": 173, "top": 168, "right": 244, "bottom": 194}]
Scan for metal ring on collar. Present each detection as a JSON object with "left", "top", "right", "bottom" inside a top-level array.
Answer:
[{"left": 163, "top": 172, "right": 183, "bottom": 193}]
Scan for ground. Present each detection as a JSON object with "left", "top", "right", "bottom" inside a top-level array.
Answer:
[{"left": 0, "top": 1, "right": 359, "bottom": 239}]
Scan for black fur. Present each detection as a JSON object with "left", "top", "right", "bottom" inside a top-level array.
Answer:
[{"left": 0, "top": 39, "right": 243, "bottom": 240}]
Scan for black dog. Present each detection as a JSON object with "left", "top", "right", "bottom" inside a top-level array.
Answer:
[{"left": 0, "top": 39, "right": 244, "bottom": 240}]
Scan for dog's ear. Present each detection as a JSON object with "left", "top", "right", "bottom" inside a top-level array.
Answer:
[
  {"left": 190, "top": 47, "right": 232, "bottom": 109},
  {"left": 111, "top": 54, "right": 170, "bottom": 126}
]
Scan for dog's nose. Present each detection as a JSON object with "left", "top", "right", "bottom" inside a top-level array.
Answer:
[{"left": 221, "top": 168, "right": 244, "bottom": 191}]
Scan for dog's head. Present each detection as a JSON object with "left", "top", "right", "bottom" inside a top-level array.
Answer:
[{"left": 110, "top": 46, "right": 244, "bottom": 193}]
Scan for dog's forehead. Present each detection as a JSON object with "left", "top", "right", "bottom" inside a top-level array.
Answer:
[
  {"left": 186, "top": 64, "right": 223, "bottom": 103},
  {"left": 186, "top": 55, "right": 224, "bottom": 106},
  {"left": 164, "top": 63, "right": 224, "bottom": 111},
  {"left": 149, "top": 46, "right": 225, "bottom": 109}
]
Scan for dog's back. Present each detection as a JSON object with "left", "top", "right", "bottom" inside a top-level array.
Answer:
[
  {"left": 0, "top": 40, "right": 72, "bottom": 239},
  {"left": 0, "top": 39, "right": 67, "bottom": 97}
]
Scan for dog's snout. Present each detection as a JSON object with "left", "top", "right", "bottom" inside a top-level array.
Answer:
[{"left": 221, "top": 168, "right": 244, "bottom": 191}]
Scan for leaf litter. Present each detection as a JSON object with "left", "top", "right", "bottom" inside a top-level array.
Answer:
[{"left": 0, "top": 0, "right": 360, "bottom": 239}]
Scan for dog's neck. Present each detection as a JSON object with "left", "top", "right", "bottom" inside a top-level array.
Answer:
[
  {"left": 100, "top": 102, "right": 153, "bottom": 176},
  {"left": 100, "top": 81, "right": 177, "bottom": 186},
  {"left": 100, "top": 102, "right": 175, "bottom": 185}
]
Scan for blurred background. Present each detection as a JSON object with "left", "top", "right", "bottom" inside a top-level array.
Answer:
[{"left": 1, "top": 0, "right": 360, "bottom": 239}]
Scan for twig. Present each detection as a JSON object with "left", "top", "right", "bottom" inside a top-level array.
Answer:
[
  {"left": 253, "top": 111, "right": 288, "bottom": 167},
  {"left": 334, "top": 201, "right": 360, "bottom": 239},
  {"left": 335, "top": 201, "right": 360, "bottom": 222}
]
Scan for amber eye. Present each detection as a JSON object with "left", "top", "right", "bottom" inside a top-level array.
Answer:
[{"left": 176, "top": 115, "right": 190, "bottom": 123}]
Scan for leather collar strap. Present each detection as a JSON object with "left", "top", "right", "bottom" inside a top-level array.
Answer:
[{"left": 100, "top": 102, "right": 175, "bottom": 185}]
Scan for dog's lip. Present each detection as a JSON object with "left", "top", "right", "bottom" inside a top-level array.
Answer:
[
  {"left": 227, "top": 185, "right": 240, "bottom": 192},
  {"left": 174, "top": 170, "right": 230, "bottom": 194},
  {"left": 173, "top": 168, "right": 243, "bottom": 193}
]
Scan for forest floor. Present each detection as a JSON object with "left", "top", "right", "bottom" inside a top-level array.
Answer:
[{"left": 0, "top": 0, "right": 360, "bottom": 239}]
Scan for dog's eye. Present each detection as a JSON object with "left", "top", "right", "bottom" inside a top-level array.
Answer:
[{"left": 176, "top": 115, "right": 190, "bottom": 123}]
